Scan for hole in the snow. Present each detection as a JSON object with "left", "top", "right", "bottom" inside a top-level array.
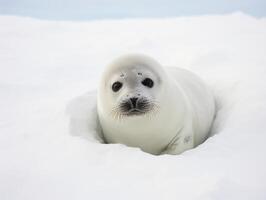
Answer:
[
  {"left": 192, "top": 83, "right": 239, "bottom": 151},
  {"left": 66, "top": 84, "right": 237, "bottom": 155},
  {"left": 66, "top": 91, "right": 105, "bottom": 143}
]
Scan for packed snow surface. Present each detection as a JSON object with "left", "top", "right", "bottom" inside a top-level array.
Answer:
[{"left": 0, "top": 13, "right": 266, "bottom": 200}]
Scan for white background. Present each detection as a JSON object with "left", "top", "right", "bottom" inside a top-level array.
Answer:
[{"left": 0, "top": 13, "right": 266, "bottom": 199}]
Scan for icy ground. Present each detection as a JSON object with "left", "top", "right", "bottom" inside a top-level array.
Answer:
[{"left": 0, "top": 13, "right": 266, "bottom": 200}]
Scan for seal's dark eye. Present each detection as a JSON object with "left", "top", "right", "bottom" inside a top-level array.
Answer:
[
  {"left": 142, "top": 78, "right": 154, "bottom": 88},
  {"left": 112, "top": 81, "right": 123, "bottom": 92}
]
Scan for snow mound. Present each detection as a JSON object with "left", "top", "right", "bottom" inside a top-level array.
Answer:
[{"left": 0, "top": 13, "right": 266, "bottom": 200}]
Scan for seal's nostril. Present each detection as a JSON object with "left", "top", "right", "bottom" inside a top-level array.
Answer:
[{"left": 130, "top": 97, "right": 138, "bottom": 108}]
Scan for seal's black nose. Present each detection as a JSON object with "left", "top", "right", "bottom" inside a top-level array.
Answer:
[{"left": 130, "top": 97, "right": 138, "bottom": 108}]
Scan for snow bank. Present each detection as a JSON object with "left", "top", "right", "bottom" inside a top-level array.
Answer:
[{"left": 0, "top": 13, "right": 266, "bottom": 200}]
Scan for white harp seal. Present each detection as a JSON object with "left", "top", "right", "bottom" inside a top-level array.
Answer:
[{"left": 97, "top": 54, "right": 215, "bottom": 155}]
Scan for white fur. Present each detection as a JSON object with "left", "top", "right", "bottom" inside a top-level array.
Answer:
[{"left": 97, "top": 54, "right": 215, "bottom": 155}]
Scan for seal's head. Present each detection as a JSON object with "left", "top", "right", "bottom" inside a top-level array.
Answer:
[{"left": 98, "top": 54, "right": 168, "bottom": 120}]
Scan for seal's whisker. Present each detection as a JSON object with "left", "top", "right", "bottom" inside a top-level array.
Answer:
[{"left": 110, "top": 106, "right": 124, "bottom": 122}]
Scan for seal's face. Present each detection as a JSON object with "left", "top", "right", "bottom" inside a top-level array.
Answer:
[{"left": 105, "top": 65, "right": 162, "bottom": 119}]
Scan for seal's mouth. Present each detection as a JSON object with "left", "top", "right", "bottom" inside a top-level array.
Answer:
[
  {"left": 118, "top": 97, "right": 150, "bottom": 116},
  {"left": 126, "top": 108, "right": 146, "bottom": 116},
  {"left": 112, "top": 97, "right": 158, "bottom": 119}
]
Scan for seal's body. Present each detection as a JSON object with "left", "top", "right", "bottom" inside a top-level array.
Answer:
[{"left": 97, "top": 54, "right": 215, "bottom": 155}]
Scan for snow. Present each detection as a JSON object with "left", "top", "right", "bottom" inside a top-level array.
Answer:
[{"left": 0, "top": 12, "right": 266, "bottom": 200}]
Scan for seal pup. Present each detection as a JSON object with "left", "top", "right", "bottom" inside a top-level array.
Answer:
[{"left": 97, "top": 54, "right": 215, "bottom": 155}]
